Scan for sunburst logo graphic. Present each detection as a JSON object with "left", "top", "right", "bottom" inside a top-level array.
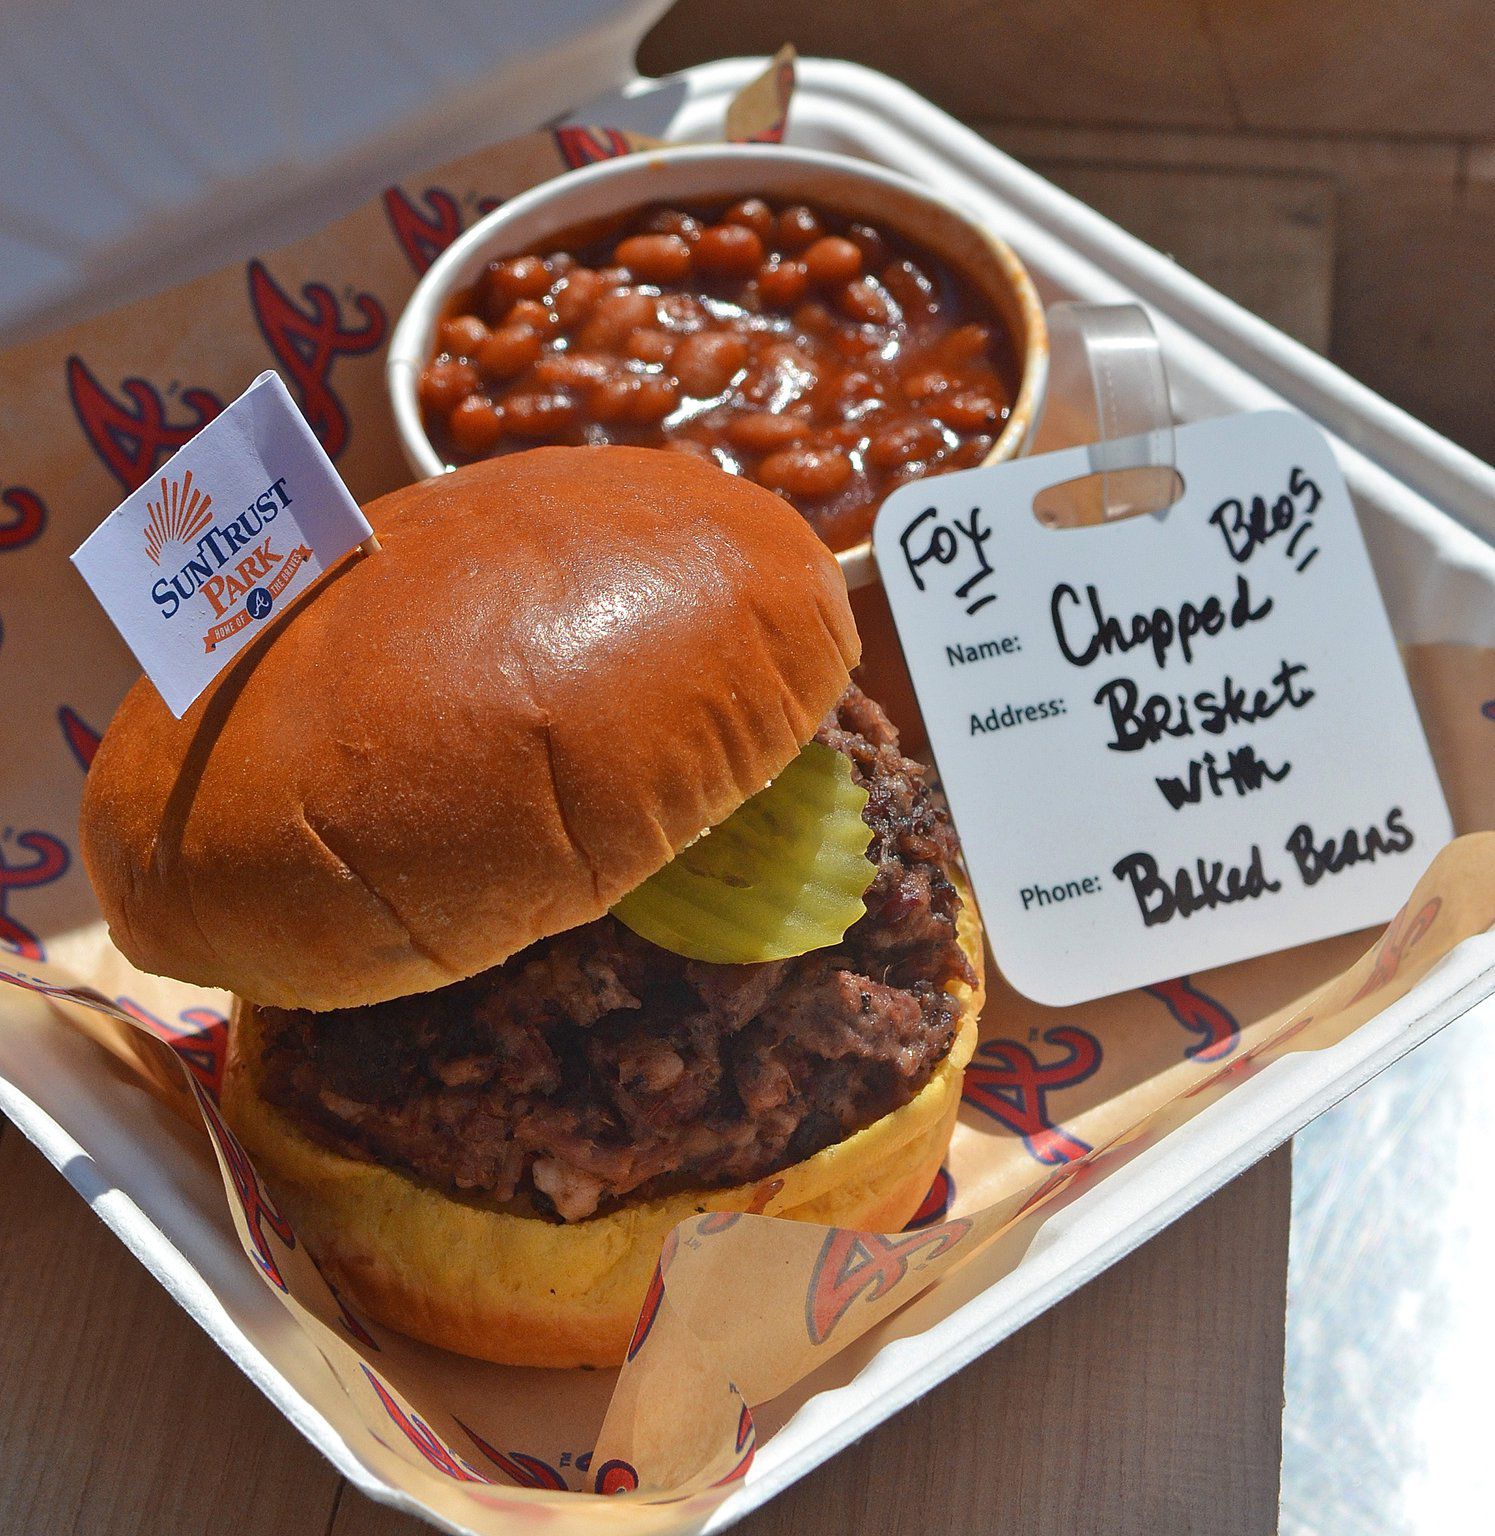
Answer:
[{"left": 142, "top": 468, "right": 213, "bottom": 566}]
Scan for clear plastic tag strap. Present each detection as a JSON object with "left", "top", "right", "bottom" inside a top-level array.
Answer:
[{"left": 1031, "top": 301, "right": 1181, "bottom": 524}]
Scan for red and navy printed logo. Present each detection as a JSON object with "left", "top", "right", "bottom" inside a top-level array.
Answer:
[
  {"left": 246, "top": 259, "right": 386, "bottom": 461},
  {"left": 1, "top": 486, "right": 46, "bottom": 552},
  {"left": 1144, "top": 976, "right": 1240, "bottom": 1062},
  {"left": 712, "top": 1401, "right": 756, "bottom": 1488},
  {"left": 320, "top": 1278, "right": 381, "bottom": 1350},
  {"left": 1349, "top": 896, "right": 1441, "bottom": 1004},
  {"left": 905, "top": 1165, "right": 954, "bottom": 1229},
  {"left": 456, "top": 1419, "right": 567, "bottom": 1490},
  {"left": 362, "top": 1366, "right": 491, "bottom": 1482},
  {"left": 805, "top": 1222, "right": 971, "bottom": 1346},
  {"left": 192, "top": 1081, "right": 296, "bottom": 1289},
  {"left": 626, "top": 1224, "right": 679, "bottom": 1363},
  {"left": 553, "top": 126, "right": 631, "bottom": 170},
  {"left": 115, "top": 996, "right": 227, "bottom": 1100},
  {"left": 383, "top": 186, "right": 465, "bottom": 275},
  {"left": 57, "top": 706, "right": 102, "bottom": 771},
  {"left": 962, "top": 1025, "right": 1101, "bottom": 1164},
  {"left": 592, "top": 1458, "right": 640, "bottom": 1496},
  {"left": 66, "top": 357, "right": 223, "bottom": 492},
  {"left": 0, "top": 830, "right": 70, "bottom": 962},
  {"left": 732, "top": 57, "right": 795, "bottom": 144}
]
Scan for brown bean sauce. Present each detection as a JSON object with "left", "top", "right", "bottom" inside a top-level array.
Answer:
[{"left": 417, "top": 198, "right": 1022, "bottom": 551}]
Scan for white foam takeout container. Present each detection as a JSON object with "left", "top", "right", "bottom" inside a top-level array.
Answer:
[{"left": 2, "top": 56, "right": 1493, "bottom": 1535}]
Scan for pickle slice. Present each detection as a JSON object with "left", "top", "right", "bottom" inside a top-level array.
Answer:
[{"left": 612, "top": 742, "right": 874, "bottom": 964}]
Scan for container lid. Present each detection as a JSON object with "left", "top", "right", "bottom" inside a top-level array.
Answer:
[{"left": 0, "top": 0, "right": 672, "bottom": 343}]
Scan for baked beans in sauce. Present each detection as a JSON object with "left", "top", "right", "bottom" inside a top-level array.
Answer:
[{"left": 417, "top": 198, "right": 1021, "bottom": 550}]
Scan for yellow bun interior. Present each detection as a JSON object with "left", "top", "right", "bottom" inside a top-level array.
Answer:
[{"left": 221, "top": 903, "right": 985, "bottom": 1368}]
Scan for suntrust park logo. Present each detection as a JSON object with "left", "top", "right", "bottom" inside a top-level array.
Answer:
[
  {"left": 71, "top": 371, "right": 373, "bottom": 719},
  {"left": 145, "top": 468, "right": 312, "bottom": 652}
]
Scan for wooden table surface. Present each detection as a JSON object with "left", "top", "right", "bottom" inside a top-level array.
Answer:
[{"left": 0, "top": 141, "right": 1330, "bottom": 1536}]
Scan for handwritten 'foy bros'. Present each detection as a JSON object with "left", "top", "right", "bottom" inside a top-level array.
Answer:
[{"left": 73, "top": 372, "right": 373, "bottom": 717}]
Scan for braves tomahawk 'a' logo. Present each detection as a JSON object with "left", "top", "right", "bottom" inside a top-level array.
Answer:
[
  {"left": 553, "top": 126, "right": 631, "bottom": 169},
  {"left": 712, "top": 1402, "right": 756, "bottom": 1487},
  {"left": 383, "top": 186, "right": 464, "bottom": 275},
  {"left": 456, "top": 1419, "right": 567, "bottom": 1490},
  {"left": 593, "top": 1458, "right": 639, "bottom": 1495},
  {"left": 805, "top": 1222, "right": 971, "bottom": 1346},
  {"left": 1349, "top": 897, "right": 1441, "bottom": 1004},
  {"left": 962, "top": 1025, "right": 1102, "bottom": 1164},
  {"left": 192, "top": 1081, "right": 296, "bottom": 1289},
  {"left": 0, "top": 831, "right": 69, "bottom": 962},
  {"left": 626, "top": 1224, "right": 679, "bottom": 1363},
  {"left": 66, "top": 357, "right": 223, "bottom": 492},
  {"left": 1144, "top": 977, "right": 1240, "bottom": 1062},
  {"left": 246, "top": 259, "right": 386, "bottom": 460},
  {"left": 361, "top": 1367, "right": 491, "bottom": 1482},
  {"left": 115, "top": 997, "right": 228, "bottom": 1100},
  {"left": 1, "top": 486, "right": 46, "bottom": 551},
  {"left": 906, "top": 1166, "right": 954, "bottom": 1229},
  {"left": 58, "top": 707, "right": 102, "bottom": 771}
]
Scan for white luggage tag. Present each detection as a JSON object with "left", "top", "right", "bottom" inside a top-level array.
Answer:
[{"left": 874, "top": 399, "right": 1451, "bottom": 1007}]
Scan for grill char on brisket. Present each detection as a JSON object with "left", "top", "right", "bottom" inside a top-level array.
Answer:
[{"left": 256, "top": 685, "right": 974, "bottom": 1221}]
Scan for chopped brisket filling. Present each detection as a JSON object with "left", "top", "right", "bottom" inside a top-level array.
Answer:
[{"left": 256, "top": 685, "right": 974, "bottom": 1221}]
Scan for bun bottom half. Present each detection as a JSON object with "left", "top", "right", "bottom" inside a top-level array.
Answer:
[{"left": 221, "top": 909, "right": 985, "bottom": 1369}]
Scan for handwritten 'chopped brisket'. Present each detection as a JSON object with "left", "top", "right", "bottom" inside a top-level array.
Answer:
[{"left": 256, "top": 685, "right": 973, "bottom": 1221}]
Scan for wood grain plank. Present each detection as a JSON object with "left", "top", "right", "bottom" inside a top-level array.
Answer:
[
  {"left": 1203, "top": 0, "right": 1495, "bottom": 138},
  {"left": 1018, "top": 162, "right": 1337, "bottom": 351},
  {"left": 1329, "top": 174, "right": 1495, "bottom": 463},
  {"left": 981, "top": 123, "right": 1464, "bottom": 184},
  {"left": 0, "top": 1128, "right": 341, "bottom": 1536},
  {"left": 330, "top": 1485, "right": 429, "bottom": 1536},
  {"left": 640, "top": 0, "right": 1239, "bottom": 130}
]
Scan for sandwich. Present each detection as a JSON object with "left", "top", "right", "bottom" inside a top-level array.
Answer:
[{"left": 80, "top": 445, "right": 984, "bottom": 1367}]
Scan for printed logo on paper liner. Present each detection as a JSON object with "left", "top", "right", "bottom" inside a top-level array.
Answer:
[
  {"left": 961, "top": 1026, "right": 1102, "bottom": 1164},
  {"left": 0, "top": 830, "right": 70, "bottom": 962},
  {"left": 247, "top": 260, "right": 386, "bottom": 460},
  {"left": 58, "top": 707, "right": 102, "bottom": 771},
  {"left": 116, "top": 997, "right": 227, "bottom": 1100},
  {"left": 0, "top": 486, "right": 46, "bottom": 551},
  {"left": 906, "top": 1166, "right": 955, "bottom": 1229},
  {"left": 1144, "top": 976, "right": 1240, "bottom": 1062},
  {"left": 457, "top": 1419, "right": 568, "bottom": 1491},
  {"left": 593, "top": 1458, "right": 640, "bottom": 1496},
  {"left": 384, "top": 186, "right": 464, "bottom": 275},
  {"left": 362, "top": 1366, "right": 491, "bottom": 1482},
  {"left": 712, "top": 1402, "right": 757, "bottom": 1488},
  {"left": 553, "top": 127, "right": 632, "bottom": 169},
  {"left": 804, "top": 1223, "right": 971, "bottom": 1346},
  {"left": 193, "top": 1081, "right": 296, "bottom": 1290},
  {"left": 626, "top": 1224, "right": 678, "bottom": 1364},
  {"left": 1348, "top": 895, "right": 1441, "bottom": 1004},
  {"left": 66, "top": 356, "right": 223, "bottom": 492}
]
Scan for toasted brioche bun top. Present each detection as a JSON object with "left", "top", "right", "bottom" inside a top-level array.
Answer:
[{"left": 81, "top": 447, "right": 859, "bottom": 1010}]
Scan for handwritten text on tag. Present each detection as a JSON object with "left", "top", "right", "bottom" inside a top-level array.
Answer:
[{"left": 873, "top": 411, "right": 1452, "bottom": 1005}]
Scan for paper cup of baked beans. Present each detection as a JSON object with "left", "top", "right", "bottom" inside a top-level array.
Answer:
[{"left": 388, "top": 144, "right": 1047, "bottom": 680}]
